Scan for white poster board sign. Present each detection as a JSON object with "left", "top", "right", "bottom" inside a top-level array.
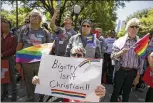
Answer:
[{"left": 35, "top": 54, "right": 103, "bottom": 102}]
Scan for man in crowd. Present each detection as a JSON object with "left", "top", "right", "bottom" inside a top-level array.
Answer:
[
  {"left": 103, "top": 31, "right": 116, "bottom": 84},
  {"left": 110, "top": 18, "right": 144, "bottom": 102},
  {"left": 95, "top": 28, "right": 106, "bottom": 58},
  {"left": 50, "top": 6, "right": 76, "bottom": 56},
  {"left": 16, "top": 9, "right": 52, "bottom": 102}
]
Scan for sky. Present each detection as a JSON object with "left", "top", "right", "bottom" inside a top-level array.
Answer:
[
  {"left": 2, "top": 1, "right": 153, "bottom": 22},
  {"left": 116, "top": 1, "right": 153, "bottom": 21}
]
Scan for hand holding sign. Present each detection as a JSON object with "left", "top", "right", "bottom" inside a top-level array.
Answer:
[
  {"left": 95, "top": 85, "right": 106, "bottom": 97},
  {"left": 35, "top": 55, "right": 103, "bottom": 102},
  {"left": 33, "top": 76, "right": 106, "bottom": 99}
]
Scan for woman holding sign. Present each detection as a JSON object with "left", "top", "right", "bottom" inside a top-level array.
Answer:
[
  {"left": 32, "top": 19, "right": 106, "bottom": 102},
  {"left": 64, "top": 19, "right": 105, "bottom": 102}
]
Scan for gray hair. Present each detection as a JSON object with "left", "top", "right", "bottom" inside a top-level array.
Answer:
[
  {"left": 125, "top": 18, "right": 140, "bottom": 31},
  {"left": 29, "top": 9, "right": 42, "bottom": 20}
]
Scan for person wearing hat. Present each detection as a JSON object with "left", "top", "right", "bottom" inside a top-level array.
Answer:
[
  {"left": 110, "top": 18, "right": 144, "bottom": 102},
  {"left": 50, "top": 7, "right": 76, "bottom": 56}
]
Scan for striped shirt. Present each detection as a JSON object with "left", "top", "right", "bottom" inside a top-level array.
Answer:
[
  {"left": 121, "top": 38, "right": 139, "bottom": 69},
  {"left": 111, "top": 36, "right": 144, "bottom": 74}
]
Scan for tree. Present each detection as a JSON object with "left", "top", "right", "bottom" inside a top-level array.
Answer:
[
  {"left": 2, "top": 0, "right": 127, "bottom": 31},
  {"left": 1, "top": 7, "right": 31, "bottom": 28},
  {"left": 117, "top": 27, "right": 126, "bottom": 38},
  {"left": 126, "top": 8, "right": 153, "bottom": 37}
]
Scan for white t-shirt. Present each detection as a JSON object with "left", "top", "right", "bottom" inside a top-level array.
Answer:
[{"left": 105, "top": 37, "right": 116, "bottom": 54}]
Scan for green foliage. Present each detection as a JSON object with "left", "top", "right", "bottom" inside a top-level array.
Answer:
[
  {"left": 1, "top": 7, "right": 31, "bottom": 28},
  {"left": 80, "top": 1, "right": 117, "bottom": 31},
  {"left": 126, "top": 8, "right": 153, "bottom": 36},
  {"left": 2, "top": 0, "right": 126, "bottom": 31},
  {"left": 117, "top": 27, "right": 126, "bottom": 38}
]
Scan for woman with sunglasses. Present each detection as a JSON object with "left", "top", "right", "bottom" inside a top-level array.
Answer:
[
  {"left": 65, "top": 19, "right": 102, "bottom": 59},
  {"left": 32, "top": 19, "right": 105, "bottom": 102},
  {"left": 63, "top": 19, "right": 105, "bottom": 102},
  {"left": 110, "top": 18, "right": 144, "bottom": 102}
]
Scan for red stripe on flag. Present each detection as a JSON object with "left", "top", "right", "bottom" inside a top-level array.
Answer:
[{"left": 51, "top": 89, "right": 86, "bottom": 96}]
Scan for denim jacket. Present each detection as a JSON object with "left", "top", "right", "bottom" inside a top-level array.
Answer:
[{"left": 65, "top": 33, "right": 102, "bottom": 58}]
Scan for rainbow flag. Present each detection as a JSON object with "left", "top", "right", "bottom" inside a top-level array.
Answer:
[
  {"left": 51, "top": 89, "right": 86, "bottom": 99},
  {"left": 134, "top": 33, "right": 150, "bottom": 59},
  {"left": 16, "top": 43, "right": 53, "bottom": 63}
]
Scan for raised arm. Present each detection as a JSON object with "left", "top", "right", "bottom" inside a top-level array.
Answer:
[{"left": 50, "top": 7, "right": 59, "bottom": 32}]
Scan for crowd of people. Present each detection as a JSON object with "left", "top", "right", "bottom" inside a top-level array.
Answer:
[{"left": 1, "top": 7, "right": 153, "bottom": 102}]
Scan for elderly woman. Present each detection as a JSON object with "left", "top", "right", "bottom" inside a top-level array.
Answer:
[
  {"left": 32, "top": 19, "right": 106, "bottom": 102},
  {"left": 110, "top": 18, "right": 144, "bottom": 102},
  {"left": 65, "top": 19, "right": 105, "bottom": 101},
  {"left": 65, "top": 19, "right": 102, "bottom": 58}
]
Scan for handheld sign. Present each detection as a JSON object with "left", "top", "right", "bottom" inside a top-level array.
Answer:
[{"left": 35, "top": 54, "right": 103, "bottom": 102}]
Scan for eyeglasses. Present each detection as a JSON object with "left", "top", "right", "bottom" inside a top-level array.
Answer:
[
  {"left": 82, "top": 25, "right": 91, "bottom": 28},
  {"left": 30, "top": 15, "right": 40, "bottom": 18},
  {"left": 130, "top": 26, "right": 139, "bottom": 29},
  {"left": 71, "top": 53, "right": 83, "bottom": 57}
]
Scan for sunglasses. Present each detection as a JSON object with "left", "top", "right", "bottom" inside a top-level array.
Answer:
[
  {"left": 82, "top": 25, "right": 91, "bottom": 28},
  {"left": 71, "top": 53, "right": 83, "bottom": 57},
  {"left": 130, "top": 25, "right": 139, "bottom": 29}
]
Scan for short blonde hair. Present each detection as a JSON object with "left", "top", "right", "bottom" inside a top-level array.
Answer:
[{"left": 125, "top": 18, "right": 140, "bottom": 31}]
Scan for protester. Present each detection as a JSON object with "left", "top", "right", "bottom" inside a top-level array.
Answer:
[
  {"left": 143, "top": 31, "right": 153, "bottom": 102},
  {"left": 50, "top": 7, "right": 76, "bottom": 56},
  {"left": 65, "top": 19, "right": 102, "bottom": 58},
  {"left": 1, "top": 19, "right": 17, "bottom": 101},
  {"left": 144, "top": 52, "right": 153, "bottom": 102},
  {"left": 32, "top": 50, "right": 106, "bottom": 102},
  {"left": 32, "top": 19, "right": 106, "bottom": 101},
  {"left": 110, "top": 18, "right": 144, "bottom": 102},
  {"left": 64, "top": 19, "right": 105, "bottom": 102},
  {"left": 102, "top": 31, "right": 116, "bottom": 84},
  {"left": 95, "top": 28, "right": 106, "bottom": 58},
  {"left": 16, "top": 9, "right": 52, "bottom": 102}
]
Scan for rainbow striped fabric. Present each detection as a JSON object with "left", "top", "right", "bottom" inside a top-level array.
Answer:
[
  {"left": 16, "top": 43, "right": 53, "bottom": 63},
  {"left": 51, "top": 89, "right": 86, "bottom": 99},
  {"left": 134, "top": 33, "right": 150, "bottom": 59}
]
